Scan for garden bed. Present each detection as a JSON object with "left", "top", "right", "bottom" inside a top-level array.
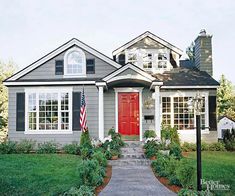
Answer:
[
  {"left": 151, "top": 166, "right": 182, "bottom": 193},
  {"left": 95, "top": 165, "right": 112, "bottom": 195}
]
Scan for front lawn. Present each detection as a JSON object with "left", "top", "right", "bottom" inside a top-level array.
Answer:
[
  {"left": 187, "top": 151, "right": 235, "bottom": 195},
  {"left": 0, "top": 154, "right": 81, "bottom": 195}
]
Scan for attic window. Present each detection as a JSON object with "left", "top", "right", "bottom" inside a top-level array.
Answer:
[
  {"left": 127, "top": 53, "right": 137, "bottom": 65},
  {"left": 64, "top": 47, "right": 86, "bottom": 76},
  {"left": 158, "top": 53, "right": 167, "bottom": 68},
  {"left": 143, "top": 53, "right": 153, "bottom": 69}
]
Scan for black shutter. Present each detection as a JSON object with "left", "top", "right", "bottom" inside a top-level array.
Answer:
[
  {"left": 86, "top": 59, "right": 95, "bottom": 74},
  {"left": 118, "top": 54, "right": 126, "bottom": 65},
  {"left": 16, "top": 93, "right": 25, "bottom": 131},
  {"left": 209, "top": 96, "right": 217, "bottom": 130},
  {"left": 72, "top": 92, "right": 81, "bottom": 131},
  {"left": 55, "top": 60, "right": 64, "bottom": 75}
]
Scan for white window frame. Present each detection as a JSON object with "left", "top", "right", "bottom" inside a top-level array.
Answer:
[
  {"left": 64, "top": 47, "right": 86, "bottom": 77},
  {"left": 125, "top": 48, "right": 172, "bottom": 73},
  {"left": 159, "top": 91, "right": 209, "bottom": 134},
  {"left": 24, "top": 87, "right": 73, "bottom": 134}
]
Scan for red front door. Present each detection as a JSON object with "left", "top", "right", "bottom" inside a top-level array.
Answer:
[{"left": 118, "top": 92, "right": 139, "bottom": 135}]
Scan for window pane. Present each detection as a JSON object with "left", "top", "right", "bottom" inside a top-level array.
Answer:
[{"left": 67, "top": 51, "right": 84, "bottom": 74}]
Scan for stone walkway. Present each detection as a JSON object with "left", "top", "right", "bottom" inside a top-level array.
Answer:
[
  {"left": 99, "top": 165, "right": 176, "bottom": 196},
  {"left": 99, "top": 141, "right": 176, "bottom": 196}
]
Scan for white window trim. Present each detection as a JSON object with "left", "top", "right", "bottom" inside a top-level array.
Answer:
[
  {"left": 160, "top": 91, "right": 209, "bottom": 133},
  {"left": 24, "top": 87, "right": 73, "bottom": 134},
  {"left": 125, "top": 48, "right": 172, "bottom": 74},
  {"left": 64, "top": 47, "right": 86, "bottom": 77},
  {"left": 114, "top": 87, "right": 143, "bottom": 141}
]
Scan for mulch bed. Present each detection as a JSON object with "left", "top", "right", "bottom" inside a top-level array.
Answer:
[
  {"left": 95, "top": 165, "right": 112, "bottom": 195},
  {"left": 151, "top": 166, "right": 182, "bottom": 193}
]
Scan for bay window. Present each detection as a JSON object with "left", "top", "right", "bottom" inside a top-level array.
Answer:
[
  {"left": 25, "top": 88, "right": 72, "bottom": 133},
  {"left": 143, "top": 53, "right": 153, "bottom": 69},
  {"left": 127, "top": 53, "right": 138, "bottom": 65},
  {"left": 158, "top": 53, "right": 168, "bottom": 68}
]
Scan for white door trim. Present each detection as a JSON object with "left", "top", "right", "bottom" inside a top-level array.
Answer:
[{"left": 114, "top": 87, "right": 143, "bottom": 141}]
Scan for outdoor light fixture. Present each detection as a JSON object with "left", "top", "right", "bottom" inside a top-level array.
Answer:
[{"left": 187, "top": 92, "right": 204, "bottom": 191}]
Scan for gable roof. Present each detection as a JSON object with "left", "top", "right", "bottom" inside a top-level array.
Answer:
[
  {"left": 112, "top": 31, "right": 183, "bottom": 56},
  {"left": 103, "top": 63, "right": 156, "bottom": 83},
  {"left": 6, "top": 38, "right": 122, "bottom": 81}
]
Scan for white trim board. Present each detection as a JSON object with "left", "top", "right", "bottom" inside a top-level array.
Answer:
[
  {"left": 3, "top": 81, "right": 96, "bottom": 86},
  {"left": 7, "top": 38, "right": 121, "bottom": 81},
  {"left": 103, "top": 63, "right": 155, "bottom": 82},
  {"left": 112, "top": 31, "right": 183, "bottom": 56},
  {"left": 114, "top": 87, "right": 143, "bottom": 141},
  {"left": 161, "top": 85, "right": 219, "bottom": 89}
]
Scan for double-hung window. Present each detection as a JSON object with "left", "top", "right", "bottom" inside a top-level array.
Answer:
[
  {"left": 25, "top": 88, "right": 72, "bottom": 133},
  {"left": 143, "top": 53, "right": 153, "bottom": 69},
  {"left": 127, "top": 53, "right": 138, "bottom": 65},
  {"left": 158, "top": 53, "right": 168, "bottom": 68}
]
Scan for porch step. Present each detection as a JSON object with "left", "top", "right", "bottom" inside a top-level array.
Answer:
[
  {"left": 121, "top": 152, "right": 146, "bottom": 159},
  {"left": 121, "top": 147, "right": 144, "bottom": 154},
  {"left": 124, "top": 141, "right": 144, "bottom": 148},
  {"left": 109, "top": 158, "right": 152, "bottom": 166}
]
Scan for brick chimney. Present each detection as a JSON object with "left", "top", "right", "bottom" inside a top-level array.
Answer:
[{"left": 194, "top": 29, "right": 213, "bottom": 76}]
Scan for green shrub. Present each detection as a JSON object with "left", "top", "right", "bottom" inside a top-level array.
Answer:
[
  {"left": 144, "top": 140, "right": 160, "bottom": 158},
  {"left": 108, "top": 127, "right": 116, "bottom": 137},
  {"left": 224, "top": 140, "right": 235, "bottom": 151},
  {"left": 80, "top": 130, "right": 92, "bottom": 149},
  {"left": 77, "top": 159, "right": 105, "bottom": 187},
  {"left": 144, "top": 130, "right": 156, "bottom": 139},
  {"left": 176, "top": 159, "right": 195, "bottom": 189},
  {"left": 104, "top": 150, "right": 112, "bottom": 160},
  {"left": 223, "top": 129, "right": 235, "bottom": 151},
  {"left": 177, "top": 189, "right": 213, "bottom": 196},
  {"left": 16, "top": 139, "right": 36, "bottom": 153},
  {"left": 165, "top": 156, "right": 181, "bottom": 186},
  {"left": 169, "top": 142, "right": 182, "bottom": 160},
  {"left": 80, "top": 147, "right": 93, "bottom": 160},
  {"left": 63, "top": 186, "right": 94, "bottom": 196},
  {"left": 201, "top": 142, "right": 209, "bottom": 151},
  {"left": 63, "top": 142, "right": 80, "bottom": 155},
  {"left": 161, "top": 126, "right": 171, "bottom": 140},
  {"left": 92, "top": 151, "right": 107, "bottom": 167},
  {"left": 151, "top": 153, "right": 169, "bottom": 177},
  {"left": 0, "top": 140, "right": 17, "bottom": 154},
  {"left": 37, "top": 141, "right": 58, "bottom": 154},
  {"left": 110, "top": 149, "right": 120, "bottom": 157},
  {"left": 181, "top": 142, "right": 196, "bottom": 152},
  {"left": 208, "top": 142, "right": 225, "bottom": 151}
]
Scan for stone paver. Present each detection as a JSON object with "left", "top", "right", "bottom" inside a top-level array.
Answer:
[{"left": 99, "top": 165, "right": 176, "bottom": 196}]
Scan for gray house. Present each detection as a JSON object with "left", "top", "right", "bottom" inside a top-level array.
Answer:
[{"left": 4, "top": 30, "right": 219, "bottom": 144}]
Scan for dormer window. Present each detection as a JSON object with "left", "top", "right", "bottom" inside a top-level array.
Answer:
[
  {"left": 143, "top": 53, "right": 153, "bottom": 69},
  {"left": 158, "top": 53, "right": 167, "bottom": 68},
  {"left": 64, "top": 47, "right": 86, "bottom": 76}
]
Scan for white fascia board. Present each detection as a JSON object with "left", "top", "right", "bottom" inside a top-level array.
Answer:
[
  {"left": 161, "top": 85, "right": 219, "bottom": 89},
  {"left": 103, "top": 63, "right": 155, "bottom": 82},
  {"left": 95, "top": 82, "right": 107, "bottom": 87},
  {"left": 3, "top": 81, "right": 96, "bottom": 86},
  {"left": 113, "top": 31, "right": 183, "bottom": 56},
  {"left": 7, "top": 39, "right": 121, "bottom": 81}
]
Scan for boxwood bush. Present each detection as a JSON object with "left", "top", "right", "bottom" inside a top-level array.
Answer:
[
  {"left": 37, "top": 141, "right": 58, "bottom": 154},
  {"left": 63, "top": 142, "right": 80, "bottom": 155}
]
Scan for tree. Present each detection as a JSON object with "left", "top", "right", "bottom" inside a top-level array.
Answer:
[
  {"left": 0, "top": 60, "right": 17, "bottom": 141},
  {"left": 186, "top": 42, "right": 195, "bottom": 62},
  {"left": 217, "top": 74, "right": 235, "bottom": 119}
]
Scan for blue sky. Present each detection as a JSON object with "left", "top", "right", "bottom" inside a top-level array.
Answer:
[{"left": 0, "top": 0, "right": 234, "bottom": 84}]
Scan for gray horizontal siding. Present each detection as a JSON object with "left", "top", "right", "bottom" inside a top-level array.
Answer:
[
  {"left": 8, "top": 85, "right": 99, "bottom": 145},
  {"left": 19, "top": 46, "right": 116, "bottom": 80}
]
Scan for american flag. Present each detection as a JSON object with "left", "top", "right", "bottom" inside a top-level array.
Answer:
[{"left": 80, "top": 88, "right": 87, "bottom": 132}]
